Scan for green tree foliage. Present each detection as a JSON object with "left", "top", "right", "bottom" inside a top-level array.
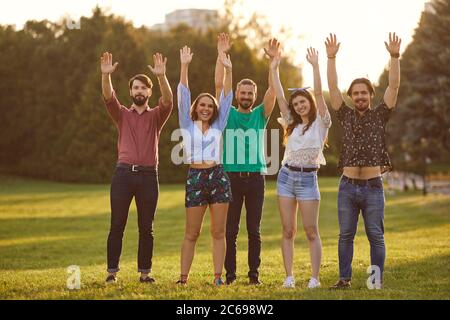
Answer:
[
  {"left": 376, "top": 0, "right": 450, "bottom": 174},
  {"left": 0, "top": 7, "right": 310, "bottom": 183}
]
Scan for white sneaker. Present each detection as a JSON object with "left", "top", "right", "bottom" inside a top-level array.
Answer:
[
  {"left": 307, "top": 277, "right": 321, "bottom": 289},
  {"left": 283, "top": 276, "right": 295, "bottom": 288}
]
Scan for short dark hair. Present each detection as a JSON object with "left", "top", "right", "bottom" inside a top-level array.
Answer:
[
  {"left": 347, "top": 78, "right": 375, "bottom": 97},
  {"left": 129, "top": 74, "right": 153, "bottom": 90}
]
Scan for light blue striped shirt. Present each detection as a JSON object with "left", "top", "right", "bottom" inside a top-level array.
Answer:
[{"left": 177, "top": 83, "right": 233, "bottom": 164}]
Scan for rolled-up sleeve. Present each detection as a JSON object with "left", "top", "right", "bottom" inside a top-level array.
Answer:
[
  {"left": 156, "top": 96, "right": 173, "bottom": 130},
  {"left": 318, "top": 109, "right": 332, "bottom": 129},
  {"left": 217, "top": 89, "right": 233, "bottom": 131},
  {"left": 104, "top": 90, "right": 123, "bottom": 127},
  {"left": 376, "top": 101, "right": 393, "bottom": 123},
  {"left": 336, "top": 103, "right": 352, "bottom": 122},
  {"left": 177, "top": 83, "right": 192, "bottom": 129}
]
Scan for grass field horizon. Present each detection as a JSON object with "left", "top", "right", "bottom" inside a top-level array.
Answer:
[{"left": 0, "top": 174, "right": 449, "bottom": 300}]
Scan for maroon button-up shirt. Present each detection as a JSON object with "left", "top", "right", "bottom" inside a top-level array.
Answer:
[{"left": 104, "top": 91, "right": 173, "bottom": 167}]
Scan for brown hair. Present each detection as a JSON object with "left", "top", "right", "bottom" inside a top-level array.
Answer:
[
  {"left": 347, "top": 78, "right": 375, "bottom": 97},
  {"left": 129, "top": 74, "right": 153, "bottom": 90},
  {"left": 283, "top": 90, "right": 317, "bottom": 145},
  {"left": 190, "top": 93, "right": 219, "bottom": 126},
  {"left": 236, "top": 78, "right": 257, "bottom": 95}
]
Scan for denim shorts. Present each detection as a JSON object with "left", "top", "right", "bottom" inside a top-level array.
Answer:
[
  {"left": 277, "top": 165, "right": 320, "bottom": 201},
  {"left": 185, "top": 165, "right": 233, "bottom": 208}
]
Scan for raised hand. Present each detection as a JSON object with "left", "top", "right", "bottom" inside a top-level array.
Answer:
[
  {"left": 384, "top": 32, "right": 401, "bottom": 56},
  {"left": 101, "top": 52, "right": 118, "bottom": 74},
  {"left": 306, "top": 47, "right": 319, "bottom": 66},
  {"left": 217, "top": 33, "right": 231, "bottom": 53},
  {"left": 148, "top": 53, "right": 167, "bottom": 76},
  {"left": 325, "top": 34, "right": 340, "bottom": 58},
  {"left": 219, "top": 51, "right": 232, "bottom": 70},
  {"left": 180, "top": 46, "right": 193, "bottom": 65},
  {"left": 270, "top": 50, "right": 281, "bottom": 70},
  {"left": 264, "top": 38, "right": 280, "bottom": 60}
]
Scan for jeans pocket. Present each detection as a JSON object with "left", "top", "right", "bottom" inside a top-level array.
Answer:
[
  {"left": 369, "top": 179, "right": 383, "bottom": 190},
  {"left": 339, "top": 178, "right": 350, "bottom": 192},
  {"left": 277, "top": 168, "right": 290, "bottom": 186},
  {"left": 113, "top": 167, "right": 129, "bottom": 178}
]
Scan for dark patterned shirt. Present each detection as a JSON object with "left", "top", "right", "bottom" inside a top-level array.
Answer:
[{"left": 337, "top": 101, "right": 392, "bottom": 173}]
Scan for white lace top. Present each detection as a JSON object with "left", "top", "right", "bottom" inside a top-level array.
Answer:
[{"left": 278, "top": 110, "right": 331, "bottom": 167}]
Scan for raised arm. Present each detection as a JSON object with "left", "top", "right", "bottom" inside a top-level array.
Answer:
[
  {"left": 219, "top": 51, "right": 233, "bottom": 96},
  {"left": 262, "top": 38, "right": 279, "bottom": 118},
  {"left": 180, "top": 46, "right": 193, "bottom": 88},
  {"left": 306, "top": 47, "right": 328, "bottom": 118},
  {"left": 383, "top": 32, "right": 401, "bottom": 109},
  {"left": 269, "top": 50, "right": 290, "bottom": 119},
  {"left": 325, "top": 34, "right": 344, "bottom": 111},
  {"left": 178, "top": 46, "right": 194, "bottom": 128},
  {"left": 148, "top": 53, "right": 173, "bottom": 107},
  {"left": 215, "top": 33, "right": 231, "bottom": 100},
  {"left": 101, "top": 52, "right": 119, "bottom": 101}
]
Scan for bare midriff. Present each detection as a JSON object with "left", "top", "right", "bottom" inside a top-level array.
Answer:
[
  {"left": 190, "top": 162, "right": 218, "bottom": 169},
  {"left": 343, "top": 166, "right": 381, "bottom": 180}
]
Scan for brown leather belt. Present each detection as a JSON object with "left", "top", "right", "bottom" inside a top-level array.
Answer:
[{"left": 284, "top": 164, "right": 318, "bottom": 172}]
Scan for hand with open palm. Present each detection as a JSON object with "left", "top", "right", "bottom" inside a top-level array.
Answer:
[
  {"left": 306, "top": 47, "right": 319, "bottom": 67},
  {"left": 100, "top": 52, "right": 119, "bottom": 74},
  {"left": 384, "top": 32, "right": 401, "bottom": 57},
  {"left": 180, "top": 46, "right": 193, "bottom": 65},
  {"left": 264, "top": 38, "right": 280, "bottom": 60},
  {"left": 148, "top": 53, "right": 167, "bottom": 77},
  {"left": 217, "top": 33, "right": 231, "bottom": 54},
  {"left": 325, "top": 34, "right": 340, "bottom": 58}
]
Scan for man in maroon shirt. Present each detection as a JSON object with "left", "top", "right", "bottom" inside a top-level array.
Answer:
[{"left": 100, "top": 52, "right": 173, "bottom": 284}]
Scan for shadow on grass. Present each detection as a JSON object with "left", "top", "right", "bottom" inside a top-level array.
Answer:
[{"left": 0, "top": 209, "right": 186, "bottom": 270}]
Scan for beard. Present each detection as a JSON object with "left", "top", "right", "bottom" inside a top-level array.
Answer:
[
  {"left": 132, "top": 94, "right": 149, "bottom": 106},
  {"left": 238, "top": 99, "right": 253, "bottom": 110},
  {"left": 354, "top": 99, "right": 370, "bottom": 112}
]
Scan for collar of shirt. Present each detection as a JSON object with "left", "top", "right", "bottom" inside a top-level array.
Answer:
[{"left": 129, "top": 105, "right": 151, "bottom": 113}]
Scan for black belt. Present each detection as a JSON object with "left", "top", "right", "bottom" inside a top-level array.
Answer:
[
  {"left": 342, "top": 175, "right": 381, "bottom": 186},
  {"left": 116, "top": 163, "right": 156, "bottom": 172},
  {"left": 284, "top": 164, "right": 318, "bottom": 172},
  {"left": 228, "top": 171, "right": 261, "bottom": 178}
]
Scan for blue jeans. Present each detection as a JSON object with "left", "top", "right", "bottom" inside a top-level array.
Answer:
[
  {"left": 338, "top": 176, "right": 385, "bottom": 281},
  {"left": 225, "top": 173, "right": 265, "bottom": 280}
]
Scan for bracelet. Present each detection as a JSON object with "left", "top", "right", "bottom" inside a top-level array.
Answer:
[
  {"left": 391, "top": 53, "right": 400, "bottom": 58},
  {"left": 328, "top": 56, "right": 336, "bottom": 59}
]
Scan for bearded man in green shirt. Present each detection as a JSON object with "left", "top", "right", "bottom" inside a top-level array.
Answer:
[{"left": 215, "top": 34, "right": 279, "bottom": 285}]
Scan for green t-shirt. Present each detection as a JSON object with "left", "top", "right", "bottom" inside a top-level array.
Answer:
[{"left": 222, "top": 104, "right": 269, "bottom": 173}]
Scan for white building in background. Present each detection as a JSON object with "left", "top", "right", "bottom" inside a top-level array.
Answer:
[
  {"left": 424, "top": 0, "right": 437, "bottom": 14},
  {"left": 151, "top": 9, "right": 219, "bottom": 33}
]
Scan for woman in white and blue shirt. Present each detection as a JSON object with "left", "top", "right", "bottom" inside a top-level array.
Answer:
[
  {"left": 271, "top": 47, "right": 332, "bottom": 289},
  {"left": 176, "top": 44, "right": 233, "bottom": 286}
]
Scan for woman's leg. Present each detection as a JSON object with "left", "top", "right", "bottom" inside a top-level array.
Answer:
[
  {"left": 180, "top": 206, "right": 208, "bottom": 280},
  {"left": 278, "top": 196, "right": 298, "bottom": 277},
  {"left": 209, "top": 203, "right": 229, "bottom": 279},
  {"left": 298, "top": 200, "right": 322, "bottom": 280}
]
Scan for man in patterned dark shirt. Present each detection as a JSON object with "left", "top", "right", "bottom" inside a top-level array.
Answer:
[{"left": 325, "top": 33, "right": 401, "bottom": 289}]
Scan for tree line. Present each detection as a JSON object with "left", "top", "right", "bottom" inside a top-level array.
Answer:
[{"left": 1, "top": 3, "right": 447, "bottom": 184}]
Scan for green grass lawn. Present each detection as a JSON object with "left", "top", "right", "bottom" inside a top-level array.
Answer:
[{"left": 0, "top": 174, "right": 449, "bottom": 300}]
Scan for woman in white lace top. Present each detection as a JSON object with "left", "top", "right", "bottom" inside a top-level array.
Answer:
[{"left": 270, "top": 46, "right": 331, "bottom": 289}]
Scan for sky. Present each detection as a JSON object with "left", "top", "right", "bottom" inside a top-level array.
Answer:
[{"left": 0, "top": 0, "right": 428, "bottom": 87}]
